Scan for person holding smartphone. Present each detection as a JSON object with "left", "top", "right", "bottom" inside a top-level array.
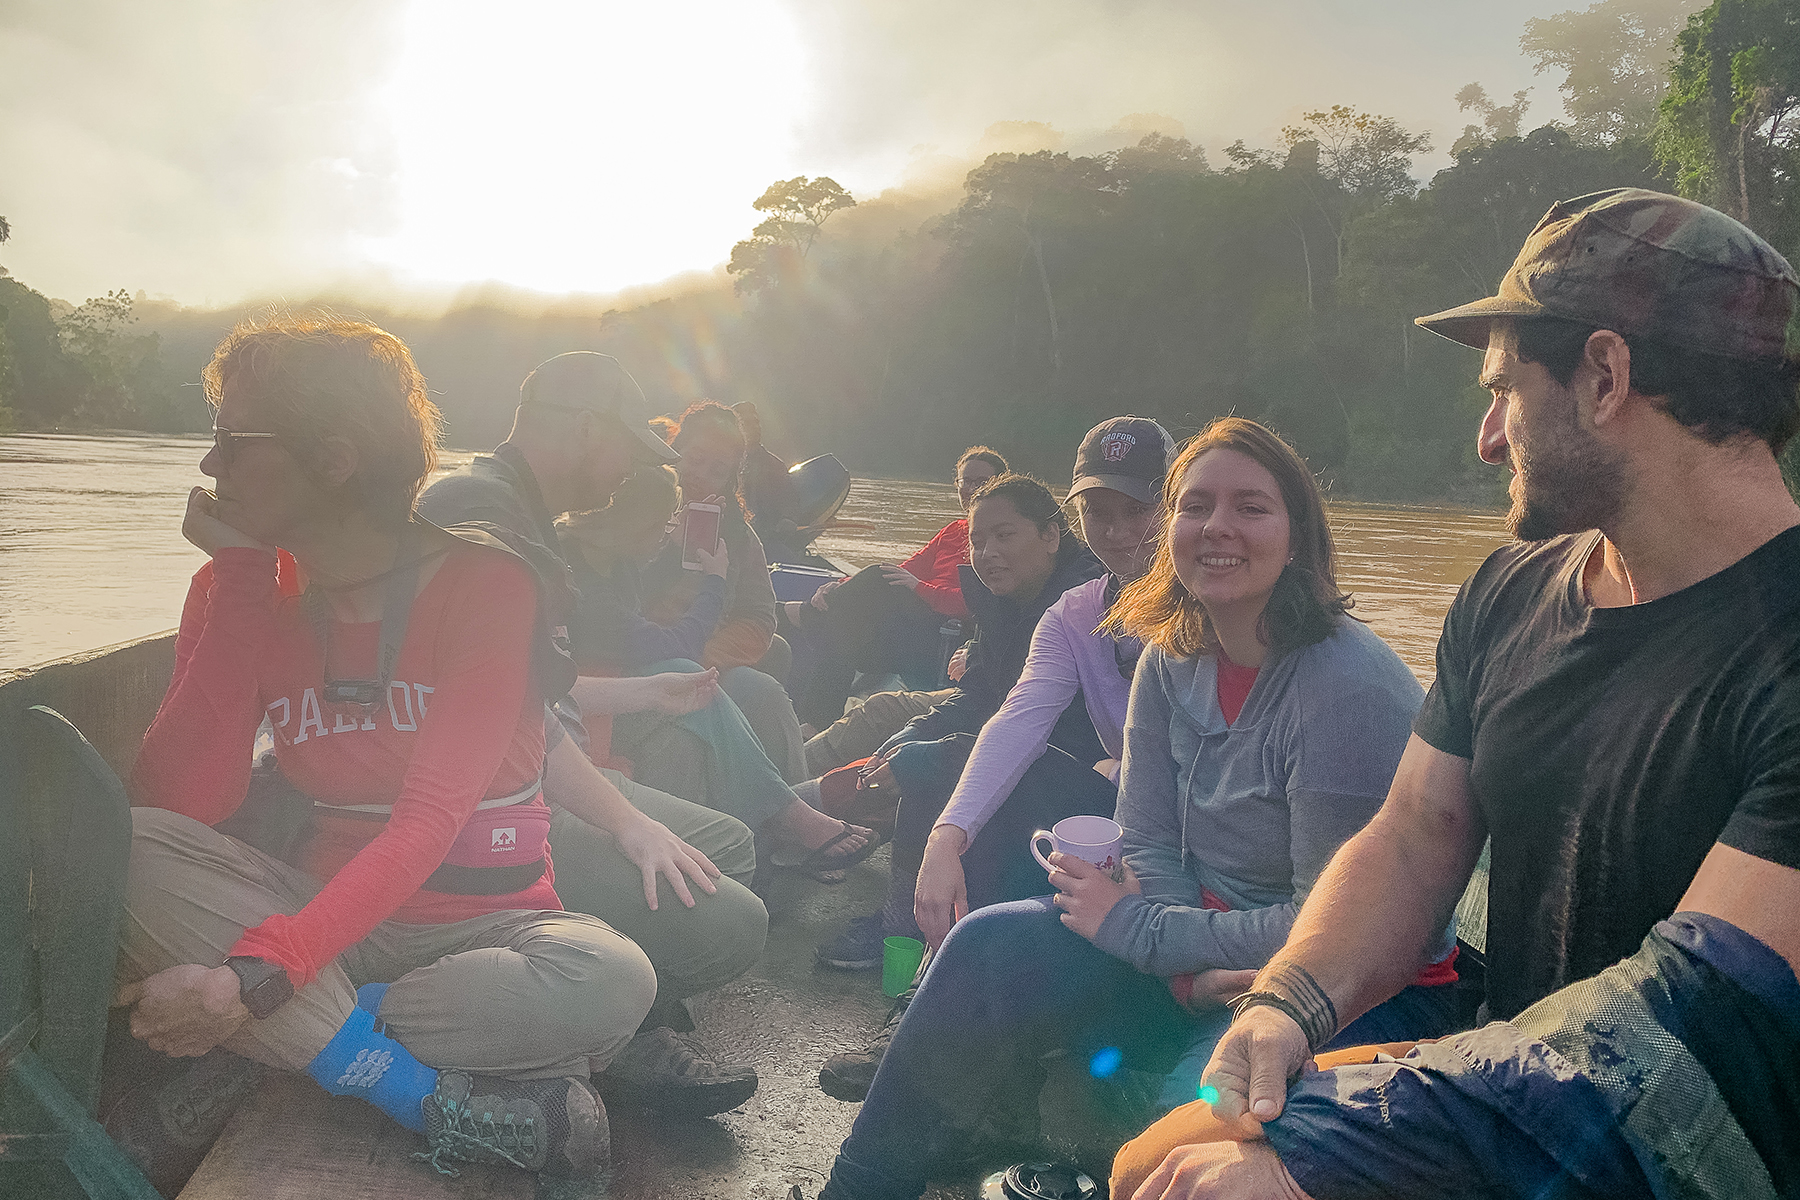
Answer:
[{"left": 637, "top": 402, "right": 811, "bottom": 779}]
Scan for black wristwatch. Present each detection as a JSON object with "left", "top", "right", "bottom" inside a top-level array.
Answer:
[{"left": 225, "top": 956, "right": 295, "bottom": 1019}]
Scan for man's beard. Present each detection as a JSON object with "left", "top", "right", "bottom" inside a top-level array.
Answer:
[
  {"left": 571, "top": 459, "right": 629, "bottom": 515},
  {"left": 1506, "top": 402, "right": 1627, "bottom": 542}
]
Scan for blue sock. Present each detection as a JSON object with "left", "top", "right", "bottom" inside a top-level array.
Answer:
[{"left": 305, "top": 984, "right": 438, "bottom": 1132}]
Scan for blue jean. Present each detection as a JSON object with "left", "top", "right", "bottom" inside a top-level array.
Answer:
[
  {"left": 877, "top": 735, "right": 1118, "bottom": 940},
  {"left": 819, "top": 898, "right": 1459, "bottom": 1200}
]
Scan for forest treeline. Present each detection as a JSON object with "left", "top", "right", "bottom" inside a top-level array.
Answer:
[{"left": 2, "top": 0, "right": 1795, "bottom": 502}]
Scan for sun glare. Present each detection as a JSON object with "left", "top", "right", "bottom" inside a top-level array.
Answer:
[{"left": 367, "top": 0, "right": 812, "bottom": 295}]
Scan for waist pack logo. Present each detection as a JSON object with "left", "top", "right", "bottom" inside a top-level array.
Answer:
[
  {"left": 491, "top": 827, "right": 517, "bottom": 851},
  {"left": 336, "top": 1048, "right": 393, "bottom": 1089}
]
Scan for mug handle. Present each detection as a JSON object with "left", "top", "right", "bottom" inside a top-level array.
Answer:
[{"left": 1031, "top": 830, "right": 1057, "bottom": 873}]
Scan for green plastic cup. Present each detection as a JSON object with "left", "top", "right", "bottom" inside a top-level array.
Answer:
[{"left": 882, "top": 936, "right": 926, "bottom": 997}]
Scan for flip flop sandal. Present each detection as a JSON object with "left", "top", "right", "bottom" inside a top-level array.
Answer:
[{"left": 768, "top": 821, "right": 879, "bottom": 883}]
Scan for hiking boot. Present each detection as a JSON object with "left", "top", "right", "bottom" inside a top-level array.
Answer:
[
  {"left": 419, "top": 1071, "right": 606, "bottom": 1181},
  {"left": 597, "top": 1027, "right": 759, "bottom": 1117},
  {"left": 815, "top": 913, "right": 885, "bottom": 970},
  {"left": 103, "top": 1047, "right": 266, "bottom": 1196},
  {"left": 818, "top": 983, "right": 912, "bottom": 1101}
]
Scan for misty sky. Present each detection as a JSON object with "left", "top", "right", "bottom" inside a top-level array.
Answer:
[{"left": 2, "top": 0, "right": 1578, "bottom": 307}]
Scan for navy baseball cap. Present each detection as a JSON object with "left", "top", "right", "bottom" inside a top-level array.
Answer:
[{"left": 1068, "top": 416, "right": 1176, "bottom": 504}]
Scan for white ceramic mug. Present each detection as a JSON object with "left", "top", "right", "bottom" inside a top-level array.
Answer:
[{"left": 1031, "top": 815, "right": 1125, "bottom": 881}]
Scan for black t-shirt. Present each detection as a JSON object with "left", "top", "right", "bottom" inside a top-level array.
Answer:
[{"left": 1415, "top": 525, "right": 1800, "bottom": 1020}]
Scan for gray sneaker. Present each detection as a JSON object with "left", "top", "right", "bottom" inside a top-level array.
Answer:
[
  {"left": 419, "top": 1071, "right": 606, "bottom": 1180},
  {"left": 598, "top": 1027, "right": 759, "bottom": 1117}
]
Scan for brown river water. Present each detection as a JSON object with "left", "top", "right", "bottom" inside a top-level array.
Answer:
[{"left": 0, "top": 434, "right": 1511, "bottom": 678}]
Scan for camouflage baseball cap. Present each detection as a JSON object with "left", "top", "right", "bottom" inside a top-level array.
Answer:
[{"left": 1415, "top": 188, "right": 1799, "bottom": 362}]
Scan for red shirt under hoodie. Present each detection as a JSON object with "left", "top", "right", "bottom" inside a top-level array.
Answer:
[{"left": 130, "top": 544, "right": 558, "bottom": 988}]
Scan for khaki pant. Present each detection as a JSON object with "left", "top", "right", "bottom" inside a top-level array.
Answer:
[
  {"left": 120, "top": 808, "right": 657, "bottom": 1080},
  {"left": 803, "top": 689, "right": 951, "bottom": 777},
  {"left": 550, "top": 771, "right": 767, "bottom": 1027}
]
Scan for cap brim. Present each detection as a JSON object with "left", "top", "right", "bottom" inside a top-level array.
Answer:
[
  {"left": 628, "top": 422, "right": 681, "bottom": 464},
  {"left": 1067, "top": 474, "right": 1158, "bottom": 504},
  {"left": 1414, "top": 294, "right": 1548, "bottom": 350}
]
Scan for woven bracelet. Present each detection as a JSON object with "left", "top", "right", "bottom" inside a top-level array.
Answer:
[{"left": 1230, "top": 962, "right": 1339, "bottom": 1054}]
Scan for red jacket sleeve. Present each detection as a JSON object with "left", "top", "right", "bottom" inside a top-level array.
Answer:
[
  {"left": 901, "top": 520, "right": 970, "bottom": 619},
  {"left": 228, "top": 555, "right": 541, "bottom": 986},
  {"left": 129, "top": 549, "right": 283, "bottom": 824}
]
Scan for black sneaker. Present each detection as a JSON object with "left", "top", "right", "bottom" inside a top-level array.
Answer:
[
  {"left": 102, "top": 1047, "right": 266, "bottom": 1196},
  {"left": 419, "top": 1071, "right": 606, "bottom": 1181},
  {"left": 818, "top": 984, "right": 911, "bottom": 1102},
  {"left": 597, "top": 1027, "right": 759, "bottom": 1117},
  {"left": 815, "top": 913, "right": 886, "bottom": 970}
]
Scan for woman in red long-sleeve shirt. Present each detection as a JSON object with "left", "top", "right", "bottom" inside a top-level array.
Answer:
[
  {"left": 115, "top": 316, "right": 643, "bottom": 1185},
  {"left": 783, "top": 446, "right": 1009, "bottom": 728}
]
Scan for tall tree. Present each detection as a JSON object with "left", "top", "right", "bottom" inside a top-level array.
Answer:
[
  {"left": 1281, "top": 106, "right": 1432, "bottom": 277},
  {"left": 945, "top": 151, "right": 1116, "bottom": 375},
  {"left": 1521, "top": 0, "right": 1705, "bottom": 143},
  {"left": 1653, "top": 0, "right": 1800, "bottom": 240},
  {"left": 727, "top": 176, "right": 856, "bottom": 295},
  {"left": 1451, "top": 83, "right": 1534, "bottom": 154}
]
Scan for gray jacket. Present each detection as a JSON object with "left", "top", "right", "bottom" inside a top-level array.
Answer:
[{"left": 1094, "top": 616, "right": 1427, "bottom": 976}]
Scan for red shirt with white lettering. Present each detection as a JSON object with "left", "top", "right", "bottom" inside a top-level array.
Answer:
[{"left": 130, "top": 544, "right": 556, "bottom": 988}]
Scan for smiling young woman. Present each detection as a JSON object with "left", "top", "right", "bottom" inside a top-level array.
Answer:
[
  {"left": 1112, "top": 417, "right": 1350, "bottom": 669},
  {"left": 813, "top": 419, "right": 1457, "bottom": 1200}
]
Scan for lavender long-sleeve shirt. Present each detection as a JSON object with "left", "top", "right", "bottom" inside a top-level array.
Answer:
[{"left": 936, "top": 576, "right": 1136, "bottom": 843}]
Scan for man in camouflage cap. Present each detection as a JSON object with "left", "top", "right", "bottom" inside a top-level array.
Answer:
[{"left": 1114, "top": 190, "right": 1800, "bottom": 1199}]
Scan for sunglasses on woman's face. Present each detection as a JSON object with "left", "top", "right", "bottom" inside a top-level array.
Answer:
[{"left": 211, "top": 424, "right": 280, "bottom": 465}]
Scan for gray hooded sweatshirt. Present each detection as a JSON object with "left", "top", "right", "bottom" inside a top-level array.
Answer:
[{"left": 1093, "top": 616, "right": 1430, "bottom": 977}]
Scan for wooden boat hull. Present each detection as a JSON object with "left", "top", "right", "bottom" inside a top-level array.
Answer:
[{"left": 0, "top": 635, "right": 900, "bottom": 1199}]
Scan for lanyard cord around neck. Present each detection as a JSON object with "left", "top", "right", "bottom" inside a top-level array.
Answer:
[{"left": 300, "top": 524, "right": 427, "bottom": 711}]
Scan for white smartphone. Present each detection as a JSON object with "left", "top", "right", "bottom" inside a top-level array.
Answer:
[{"left": 682, "top": 503, "right": 722, "bottom": 570}]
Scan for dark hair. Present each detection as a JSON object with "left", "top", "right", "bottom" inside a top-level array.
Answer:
[
  {"left": 669, "top": 400, "right": 746, "bottom": 513},
  {"left": 1512, "top": 316, "right": 1800, "bottom": 454},
  {"left": 967, "top": 472, "right": 1071, "bottom": 538},
  {"left": 204, "top": 313, "right": 441, "bottom": 527},
  {"left": 1104, "top": 417, "right": 1352, "bottom": 660},
  {"left": 955, "top": 446, "right": 1010, "bottom": 478}
]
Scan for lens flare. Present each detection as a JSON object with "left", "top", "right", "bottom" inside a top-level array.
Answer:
[{"left": 1088, "top": 1047, "right": 1123, "bottom": 1079}]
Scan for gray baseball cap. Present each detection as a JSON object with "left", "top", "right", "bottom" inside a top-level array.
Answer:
[{"left": 520, "top": 352, "right": 678, "bottom": 465}]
